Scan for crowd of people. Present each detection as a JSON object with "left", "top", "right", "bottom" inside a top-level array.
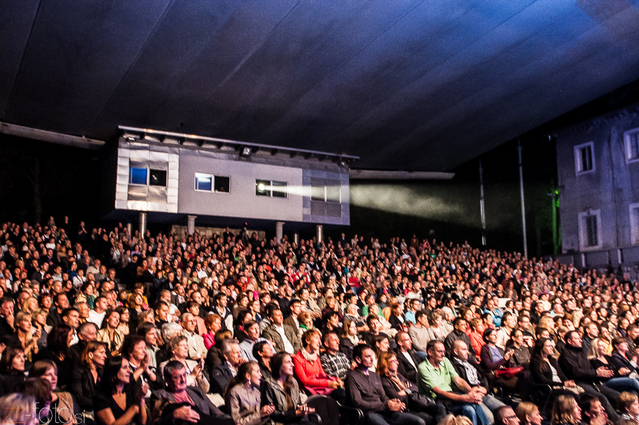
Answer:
[{"left": 0, "top": 217, "right": 638, "bottom": 425}]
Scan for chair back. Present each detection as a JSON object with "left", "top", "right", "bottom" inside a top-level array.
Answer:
[{"left": 307, "top": 395, "right": 339, "bottom": 425}]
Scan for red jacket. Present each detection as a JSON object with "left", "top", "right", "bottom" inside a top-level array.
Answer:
[{"left": 292, "top": 350, "right": 334, "bottom": 395}]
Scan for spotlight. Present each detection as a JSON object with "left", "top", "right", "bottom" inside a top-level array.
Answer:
[
  {"left": 240, "top": 147, "right": 252, "bottom": 157},
  {"left": 258, "top": 183, "right": 266, "bottom": 192}
]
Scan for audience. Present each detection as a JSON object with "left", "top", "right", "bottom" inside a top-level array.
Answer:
[{"left": 2, "top": 219, "right": 639, "bottom": 425}]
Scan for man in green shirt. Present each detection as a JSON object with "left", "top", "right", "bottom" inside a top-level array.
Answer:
[{"left": 418, "top": 341, "right": 490, "bottom": 425}]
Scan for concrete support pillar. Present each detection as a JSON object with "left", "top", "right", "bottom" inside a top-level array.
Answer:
[
  {"left": 316, "top": 224, "right": 323, "bottom": 244},
  {"left": 139, "top": 212, "right": 147, "bottom": 240},
  {"left": 293, "top": 233, "right": 299, "bottom": 245},
  {"left": 276, "top": 222, "right": 285, "bottom": 244},
  {"left": 187, "top": 215, "right": 197, "bottom": 235}
]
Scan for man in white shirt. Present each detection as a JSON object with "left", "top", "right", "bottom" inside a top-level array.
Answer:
[
  {"left": 181, "top": 312, "right": 207, "bottom": 359},
  {"left": 495, "top": 312, "right": 516, "bottom": 349},
  {"left": 87, "top": 296, "right": 108, "bottom": 328}
]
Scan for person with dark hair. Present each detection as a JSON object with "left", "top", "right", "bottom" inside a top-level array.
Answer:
[
  {"left": 13, "top": 377, "right": 53, "bottom": 423},
  {"left": 444, "top": 318, "right": 476, "bottom": 361},
  {"left": 121, "top": 334, "right": 158, "bottom": 390},
  {"left": 234, "top": 309, "right": 253, "bottom": 343},
  {"left": 70, "top": 340, "right": 107, "bottom": 416},
  {"left": 262, "top": 308, "right": 301, "bottom": 354},
  {"left": 253, "top": 341, "right": 275, "bottom": 383},
  {"left": 88, "top": 295, "right": 109, "bottom": 328},
  {"left": 36, "top": 323, "right": 75, "bottom": 388},
  {"left": 97, "top": 309, "right": 125, "bottom": 356},
  {"left": 0, "top": 345, "right": 26, "bottom": 396},
  {"left": 225, "top": 361, "right": 276, "bottom": 425},
  {"left": 346, "top": 344, "right": 425, "bottom": 425},
  {"left": 580, "top": 393, "right": 613, "bottom": 425},
  {"left": 29, "top": 359, "right": 78, "bottom": 425},
  {"left": 94, "top": 356, "right": 148, "bottom": 425},
  {"left": 531, "top": 338, "right": 617, "bottom": 423},
  {"left": 479, "top": 328, "right": 518, "bottom": 391},
  {"left": 261, "top": 352, "right": 315, "bottom": 425},
  {"left": 151, "top": 360, "right": 234, "bottom": 425},
  {"left": 47, "top": 294, "right": 69, "bottom": 327}
]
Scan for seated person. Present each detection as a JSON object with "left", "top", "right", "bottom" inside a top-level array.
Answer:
[
  {"left": 378, "top": 352, "right": 446, "bottom": 425},
  {"left": 580, "top": 393, "right": 613, "bottom": 425},
  {"left": 261, "top": 352, "right": 315, "bottom": 425},
  {"left": 450, "top": 340, "right": 506, "bottom": 414},
  {"left": 418, "top": 341, "right": 490, "bottom": 425},
  {"left": 618, "top": 392, "right": 639, "bottom": 423},
  {"left": 210, "top": 339, "right": 244, "bottom": 395},
  {"left": 293, "top": 329, "right": 342, "bottom": 396},
  {"left": 151, "top": 360, "right": 234, "bottom": 425},
  {"left": 320, "top": 332, "right": 351, "bottom": 381},
  {"left": 346, "top": 344, "right": 425, "bottom": 425},
  {"left": 224, "top": 361, "right": 275, "bottom": 425}
]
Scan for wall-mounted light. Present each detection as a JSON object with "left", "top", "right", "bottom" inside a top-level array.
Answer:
[{"left": 240, "top": 147, "right": 252, "bottom": 157}]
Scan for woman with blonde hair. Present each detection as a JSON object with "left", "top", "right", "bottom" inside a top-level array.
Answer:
[
  {"left": 438, "top": 414, "right": 473, "bottom": 425},
  {"left": 515, "top": 402, "right": 543, "bottom": 425},
  {"left": 550, "top": 395, "right": 581, "bottom": 425},
  {"left": 619, "top": 392, "right": 639, "bottom": 421}
]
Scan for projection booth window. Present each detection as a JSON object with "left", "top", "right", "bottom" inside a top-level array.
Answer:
[
  {"left": 150, "top": 169, "right": 167, "bottom": 187},
  {"left": 129, "top": 167, "right": 147, "bottom": 185},
  {"left": 195, "top": 174, "right": 230, "bottom": 193},
  {"left": 256, "top": 179, "right": 287, "bottom": 198}
]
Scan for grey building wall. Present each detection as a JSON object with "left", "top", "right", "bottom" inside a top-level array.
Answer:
[{"left": 556, "top": 106, "right": 639, "bottom": 255}]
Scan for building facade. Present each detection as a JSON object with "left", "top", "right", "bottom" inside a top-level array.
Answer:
[
  {"left": 556, "top": 104, "right": 639, "bottom": 272},
  {"left": 111, "top": 127, "right": 356, "bottom": 240}
]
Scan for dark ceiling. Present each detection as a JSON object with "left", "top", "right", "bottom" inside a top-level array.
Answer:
[{"left": 2, "top": 0, "right": 639, "bottom": 171}]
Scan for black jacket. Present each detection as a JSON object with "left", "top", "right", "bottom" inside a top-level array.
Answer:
[
  {"left": 381, "top": 373, "right": 418, "bottom": 404},
  {"left": 530, "top": 356, "right": 567, "bottom": 386},
  {"left": 69, "top": 365, "right": 100, "bottom": 411},
  {"left": 396, "top": 350, "right": 421, "bottom": 383},
  {"left": 152, "top": 386, "right": 234, "bottom": 425},
  {"left": 558, "top": 344, "right": 601, "bottom": 384},
  {"left": 610, "top": 352, "right": 638, "bottom": 373},
  {"left": 210, "top": 362, "right": 235, "bottom": 395}
]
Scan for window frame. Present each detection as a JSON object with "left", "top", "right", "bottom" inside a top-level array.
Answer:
[
  {"left": 194, "top": 173, "right": 230, "bottom": 193},
  {"left": 630, "top": 202, "right": 639, "bottom": 245},
  {"left": 255, "top": 179, "right": 288, "bottom": 198},
  {"left": 624, "top": 128, "right": 639, "bottom": 164},
  {"left": 578, "top": 209, "right": 602, "bottom": 250},
  {"left": 574, "top": 141, "right": 595, "bottom": 175}
]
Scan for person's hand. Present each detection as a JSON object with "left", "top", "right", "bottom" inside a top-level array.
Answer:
[
  {"left": 388, "top": 399, "right": 404, "bottom": 412},
  {"left": 619, "top": 367, "right": 631, "bottom": 376},
  {"left": 465, "top": 392, "right": 483, "bottom": 404},
  {"left": 5, "top": 315, "right": 14, "bottom": 328},
  {"left": 174, "top": 406, "right": 200, "bottom": 422},
  {"left": 504, "top": 349, "right": 514, "bottom": 361},
  {"left": 261, "top": 405, "right": 275, "bottom": 417},
  {"left": 33, "top": 327, "right": 41, "bottom": 340},
  {"left": 473, "top": 386, "right": 487, "bottom": 396},
  {"left": 596, "top": 367, "right": 614, "bottom": 378},
  {"left": 564, "top": 380, "right": 576, "bottom": 388},
  {"left": 295, "top": 404, "right": 310, "bottom": 416}
]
